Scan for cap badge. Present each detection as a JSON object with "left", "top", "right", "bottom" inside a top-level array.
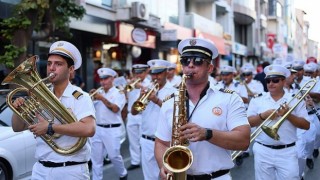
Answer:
[
  {"left": 152, "top": 62, "right": 155, "bottom": 65},
  {"left": 212, "top": 107, "right": 222, "bottom": 116},
  {"left": 57, "top": 42, "right": 64, "bottom": 47},
  {"left": 189, "top": 39, "right": 197, "bottom": 46},
  {"left": 269, "top": 66, "right": 273, "bottom": 70}
]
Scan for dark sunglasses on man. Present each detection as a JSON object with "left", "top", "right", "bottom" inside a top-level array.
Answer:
[
  {"left": 242, "top": 72, "right": 252, "bottom": 76},
  {"left": 265, "top": 78, "right": 283, "bottom": 84},
  {"left": 180, "top": 57, "right": 211, "bottom": 66}
]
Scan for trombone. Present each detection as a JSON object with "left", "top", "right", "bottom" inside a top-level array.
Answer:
[
  {"left": 132, "top": 80, "right": 159, "bottom": 112},
  {"left": 231, "top": 79, "right": 317, "bottom": 160}
]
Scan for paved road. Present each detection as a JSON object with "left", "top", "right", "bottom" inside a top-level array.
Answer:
[{"left": 101, "top": 139, "right": 320, "bottom": 180}]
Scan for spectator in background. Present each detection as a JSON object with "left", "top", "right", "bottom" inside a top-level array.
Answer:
[
  {"left": 254, "top": 61, "right": 270, "bottom": 92},
  {"left": 94, "top": 61, "right": 103, "bottom": 88},
  {"left": 70, "top": 70, "right": 85, "bottom": 89}
]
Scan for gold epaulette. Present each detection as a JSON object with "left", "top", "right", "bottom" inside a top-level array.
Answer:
[
  {"left": 72, "top": 90, "right": 83, "bottom": 100},
  {"left": 253, "top": 93, "right": 263, "bottom": 98},
  {"left": 219, "top": 88, "right": 234, "bottom": 94}
]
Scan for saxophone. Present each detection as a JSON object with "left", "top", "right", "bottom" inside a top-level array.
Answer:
[{"left": 162, "top": 74, "right": 193, "bottom": 180}]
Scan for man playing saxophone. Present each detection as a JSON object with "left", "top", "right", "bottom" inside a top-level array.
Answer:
[
  {"left": 131, "top": 59, "right": 176, "bottom": 180},
  {"left": 155, "top": 38, "right": 250, "bottom": 180},
  {"left": 11, "top": 41, "right": 96, "bottom": 179}
]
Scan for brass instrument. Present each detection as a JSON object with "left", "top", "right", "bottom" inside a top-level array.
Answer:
[
  {"left": 124, "top": 78, "right": 141, "bottom": 92},
  {"left": 132, "top": 80, "right": 159, "bottom": 112},
  {"left": 90, "top": 87, "right": 104, "bottom": 99},
  {"left": 1, "top": 56, "right": 87, "bottom": 155},
  {"left": 231, "top": 79, "right": 317, "bottom": 160},
  {"left": 163, "top": 74, "right": 193, "bottom": 180}
]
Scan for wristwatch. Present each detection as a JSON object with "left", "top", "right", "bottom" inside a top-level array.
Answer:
[
  {"left": 205, "top": 128, "right": 213, "bottom": 140},
  {"left": 46, "top": 122, "right": 55, "bottom": 136}
]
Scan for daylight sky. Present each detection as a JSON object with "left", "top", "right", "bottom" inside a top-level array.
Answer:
[{"left": 295, "top": 0, "right": 320, "bottom": 43}]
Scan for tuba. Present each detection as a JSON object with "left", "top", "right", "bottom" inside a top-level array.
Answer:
[
  {"left": 1, "top": 55, "right": 87, "bottom": 155},
  {"left": 163, "top": 74, "right": 193, "bottom": 180},
  {"left": 132, "top": 80, "right": 159, "bottom": 112}
]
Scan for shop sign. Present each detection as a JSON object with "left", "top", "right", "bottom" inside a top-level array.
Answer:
[
  {"left": 161, "top": 29, "right": 177, "bottom": 41},
  {"left": 132, "top": 28, "right": 147, "bottom": 43},
  {"left": 232, "top": 42, "right": 247, "bottom": 56}
]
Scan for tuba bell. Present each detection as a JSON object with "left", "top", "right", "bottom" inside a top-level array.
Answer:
[
  {"left": 1, "top": 55, "right": 87, "bottom": 155},
  {"left": 163, "top": 74, "right": 193, "bottom": 180}
]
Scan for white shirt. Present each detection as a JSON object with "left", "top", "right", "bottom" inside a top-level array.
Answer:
[
  {"left": 94, "top": 86, "right": 126, "bottom": 125},
  {"left": 155, "top": 83, "right": 248, "bottom": 175},
  {"left": 36, "top": 83, "right": 96, "bottom": 162},
  {"left": 167, "top": 75, "right": 182, "bottom": 88},
  {"left": 215, "top": 80, "right": 248, "bottom": 99},
  {"left": 140, "top": 82, "right": 176, "bottom": 136},
  {"left": 247, "top": 91, "right": 308, "bottom": 145},
  {"left": 246, "top": 79, "right": 264, "bottom": 95}
]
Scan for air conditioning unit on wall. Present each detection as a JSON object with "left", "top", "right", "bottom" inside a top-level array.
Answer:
[{"left": 131, "top": 2, "right": 149, "bottom": 21}]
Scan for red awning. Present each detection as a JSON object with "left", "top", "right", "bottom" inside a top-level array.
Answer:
[{"left": 194, "top": 30, "right": 226, "bottom": 55}]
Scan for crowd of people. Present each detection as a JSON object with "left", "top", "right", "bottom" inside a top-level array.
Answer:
[{"left": 7, "top": 38, "right": 320, "bottom": 180}]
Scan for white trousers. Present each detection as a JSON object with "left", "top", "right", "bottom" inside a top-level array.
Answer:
[
  {"left": 90, "top": 126, "right": 127, "bottom": 180},
  {"left": 253, "top": 142, "right": 299, "bottom": 180},
  {"left": 32, "top": 161, "right": 89, "bottom": 180},
  {"left": 126, "top": 113, "right": 141, "bottom": 165},
  {"left": 140, "top": 137, "right": 159, "bottom": 180}
]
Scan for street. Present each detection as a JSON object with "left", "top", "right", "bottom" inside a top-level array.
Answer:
[{"left": 101, "top": 139, "right": 320, "bottom": 180}]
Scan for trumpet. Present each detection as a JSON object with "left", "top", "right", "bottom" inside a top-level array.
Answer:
[
  {"left": 132, "top": 80, "right": 159, "bottom": 112},
  {"left": 124, "top": 78, "right": 141, "bottom": 92},
  {"left": 231, "top": 79, "right": 317, "bottom": 160},
  {"left": 90, "top": 87, "right": 104, "bottom": 99}
]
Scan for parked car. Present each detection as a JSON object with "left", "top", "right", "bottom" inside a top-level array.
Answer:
[
  {"left": 0, "top": 94, "right": 37, "bottom": 180},
  {"left": 0, "top": 92, "right": 127, "bottom": 179}
]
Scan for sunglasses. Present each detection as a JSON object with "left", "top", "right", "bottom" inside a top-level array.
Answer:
[
  {"left": 242, "top": 73, "right": 252, "bottom": 76},
  {"left": 180, "top": 57, "right": 210, "bottom": 66},
  {"left": 266, "top": 78, "right": 282, "bottom": 84}
]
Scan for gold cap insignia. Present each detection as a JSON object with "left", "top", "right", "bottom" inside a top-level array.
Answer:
[
  {"left": 189, "top": 39, "right": 197, "bottom": 46},
  {"left": 269, "top": 66, "right": 273, "bottom": 70}
]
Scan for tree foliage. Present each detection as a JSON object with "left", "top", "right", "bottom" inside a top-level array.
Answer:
[{"left": 0, "top": 0, "right": 85, "bottom": 67}]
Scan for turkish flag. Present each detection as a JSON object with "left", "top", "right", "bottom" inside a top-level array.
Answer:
[{"left": 267, "top": 34, "right": 276, "bottom": 50}]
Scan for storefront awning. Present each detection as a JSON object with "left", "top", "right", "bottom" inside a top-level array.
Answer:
[
  {"left": 163, "top": 22, "right": 193, "bottom": 41},
  {"left": 195, "top": 30, "right": 226, "bottom": 55}
]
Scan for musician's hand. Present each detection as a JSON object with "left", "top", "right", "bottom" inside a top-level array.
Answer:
[
  {"left": 261, "top": 109, "right": 278, "bottom": 120},
  {"left": 277, "top": 104, "right": 289, "bottom": 117},
  {"left": 95, "top": 93, "right": 104, "bottom": 101},
  {"left": 29, "top": 114, "right": 49, "bottom": 136},
  {"left": 89, "top": 89, "right": 96, "bottom": 94},
  {"left": 12, "top": 97, "right": 25, "bottom": 109},
  {"left": 148, "top": 90, "right": 158, "bottom": 103},
  {"left": 159, "top": 166, "right": 172, "bottom": 180},
  {"left": 180, "top": 123, "right": 206, "bottom": 142}
]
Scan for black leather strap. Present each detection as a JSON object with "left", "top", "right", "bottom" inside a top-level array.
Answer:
[
  {"left": 257, "top": 142, "right": 295, "bottom": 149},
  {"left": 187, "top": 169, "right": 230, "bottom": 180},
  {"left": 39, "top": 161, "right": 87, "bottom": 168},
  {"left": 97, "top": 123, "right": 121, "bottom": 128},
  {"left": 142, "top": 134, "right": 155, "bottom": 141}
]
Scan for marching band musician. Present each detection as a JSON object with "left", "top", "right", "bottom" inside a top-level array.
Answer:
[
  {"left": 89, "top": 68, "right": 128, "bottom": 180},
  {"left": 131, "top": 59, "right": 176, "bottom": 180},
  {"left": 155, "top": 37, "right": 250, "bottom": 180},
  {"left": 240, "top": 63, "right": 264, "bottom": 99},
  {"left": 11, "top": 41, "right": 96, "bottom": 179},
  {"left": 247, "top": 64, "right": 310, "bottom": 180},
  {"left": 126, "top": 64, "right": 151, "bottom": 170},
  {"left": 215, "top": 65, "right": 249, "bottom": 104},
  {"left": 167, "top": 62, "right": 182, "bottom": 88}
]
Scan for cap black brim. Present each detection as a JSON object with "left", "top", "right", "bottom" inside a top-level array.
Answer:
[
  {"left": 181, "top": 52, "right": 211, "bottom": 59},
  {"left": 150, "top": 68, "right": 166, "bottom": 74},
  {"left": 265, "top": 75, "right": 285, "bottom": 79}
]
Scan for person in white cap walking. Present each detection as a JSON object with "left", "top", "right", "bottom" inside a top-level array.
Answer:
[
  {"left": 155, "top": 37, "right": 250, "bottom": 180},
  {"left": 247, "top": 64, "right": 310, "bottom": 180},
  {"left": 167, "top": 62, "right": 182, "bottom": 88},
  {"left": 11, "top": 40, "right": 96, "bottom": 179},
  {"left": 89, "top": 67, "right": 128, "bottom": 180},
  {"left": 131, "top": 59, "right": 176, "bottom": 180},
  {"left": 126, "top": 64, "right": 151, "bottom": 170}
]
